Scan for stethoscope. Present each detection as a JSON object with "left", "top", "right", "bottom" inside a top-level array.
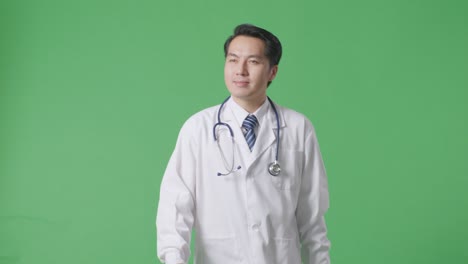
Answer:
[{"left": 213, "top": 96, "right": 281, "bottom": 177}]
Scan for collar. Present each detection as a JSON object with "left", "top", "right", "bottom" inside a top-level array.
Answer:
[{"left": 226, "top": 97, "right": 270, "bottom": 128}]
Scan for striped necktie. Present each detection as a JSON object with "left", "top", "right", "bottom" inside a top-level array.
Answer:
[{"left": 242, "top": 115, "right": 258, "bottom": 151}]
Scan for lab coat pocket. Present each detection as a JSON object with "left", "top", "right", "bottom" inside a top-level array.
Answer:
[
  {"left": 270, "top": 150, "right": 302, "bottom": 190},
  {"left": 197, "top": 236, "right": 242, "bottom": 264},
  {"left": 268, "top": 238, "right": 301, "bottom": 264}
]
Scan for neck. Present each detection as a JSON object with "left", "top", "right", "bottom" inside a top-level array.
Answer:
[{"left": 232, "top": 96, "right": 266, "bottom": 113}]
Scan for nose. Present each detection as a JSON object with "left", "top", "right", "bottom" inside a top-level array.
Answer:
[{"left": 236, "top": 61, "right": 248, "bottom": 76}]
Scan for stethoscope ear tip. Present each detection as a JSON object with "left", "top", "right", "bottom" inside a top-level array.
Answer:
[{"left": 217, "top": 166, "right": 242, "bottom": 177}]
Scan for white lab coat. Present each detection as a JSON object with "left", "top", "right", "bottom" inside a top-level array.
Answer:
[{"left": 156, "top": 97, "right": 330, "bottom": 264}]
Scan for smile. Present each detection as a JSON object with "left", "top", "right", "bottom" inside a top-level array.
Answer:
[{"left": 234, "top": 81, "right": 249, "bottom": 86}]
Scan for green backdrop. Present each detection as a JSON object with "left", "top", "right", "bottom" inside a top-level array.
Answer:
[{"left": 1, "top": 0, "right": 467, "bottom": 263}]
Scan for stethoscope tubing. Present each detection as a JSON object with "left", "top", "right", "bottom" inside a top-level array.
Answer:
[
  {"left": 213, "top": 96, "right": 281, "bottom": 176},
  {"left": 267, "top": 96, "right": 280, "bottom": 163},
  {"left": 213, "top": 96, "right": 234, "bottom": 141}
]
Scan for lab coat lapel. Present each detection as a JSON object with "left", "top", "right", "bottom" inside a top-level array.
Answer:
[
  {"left": 247, "top": 103, "right": 286, "bottom": 170},
  {"left": 222, "top": 105, "right": 252, "bottom": 166},
  {"left": 223, "top": 99, "right": 287, "bottom": 171}
]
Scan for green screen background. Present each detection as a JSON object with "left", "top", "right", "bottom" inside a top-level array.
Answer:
[{"left": 1, "top": 0, "right": 467, "bottom": 263}]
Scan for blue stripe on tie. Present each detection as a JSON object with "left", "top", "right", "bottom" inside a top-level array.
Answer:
[{"left": 242, "top": 115, "right": 258, "bottom": 151}]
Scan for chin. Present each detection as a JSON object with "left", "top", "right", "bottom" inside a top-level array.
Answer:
[
  {"left": 228, "top": 87, "right": 249, "bottom": 96},
  {"left": 231, "top": 90, "right": 252, "bottom": 98}
]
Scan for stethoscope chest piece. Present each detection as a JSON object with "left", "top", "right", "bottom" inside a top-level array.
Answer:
[{"left": 268, "top": 161, "right": 281, "bottom": 176}]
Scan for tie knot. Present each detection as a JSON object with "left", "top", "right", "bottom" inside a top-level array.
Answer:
[{"left": 242, "top": 115, "right": 258, "bottom": 130}]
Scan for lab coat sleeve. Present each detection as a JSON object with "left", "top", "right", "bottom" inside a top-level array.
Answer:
[
  {"left": 156, "top": 121, "right": 197, "bottom": 264},
  {"left": 296, "top": 127, "right": 331, "bottom": 264}
]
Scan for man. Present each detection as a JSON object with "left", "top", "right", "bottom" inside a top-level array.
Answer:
[{"left": 156, "top": 24, "right": 330, "bottom": 264}]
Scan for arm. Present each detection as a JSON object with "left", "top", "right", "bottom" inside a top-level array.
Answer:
[
  {"left": 296, "top": 127, "right": 331, "bottom": 264},
  {"left": 156, "top": 122, "right": 197, "bottom": 264}
]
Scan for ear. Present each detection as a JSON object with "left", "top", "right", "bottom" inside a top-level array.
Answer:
[{"left": 269, "top": 65, "right": 278, "bottom": 82}]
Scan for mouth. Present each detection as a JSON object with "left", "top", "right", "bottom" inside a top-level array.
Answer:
[{"left": 233, "top": 80, "right": 249, "bottom": 87}]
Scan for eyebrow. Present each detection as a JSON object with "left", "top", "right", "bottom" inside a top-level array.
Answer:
[{"left": 227, "top": 53, "right": 264, "bottom": 59}]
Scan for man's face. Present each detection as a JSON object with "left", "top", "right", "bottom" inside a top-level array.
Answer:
[{"left": 224, "top": 36, "right": 278, "bottom": 104}]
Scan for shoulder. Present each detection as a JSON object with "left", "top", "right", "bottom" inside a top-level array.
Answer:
[
  {"left": 183, "top": 104, "right": 218, "bottom": 126},
  {"left": 275, "top": 103, "right": 316, "bottom": 132},
  {"left": 176, "top": 104, "right": 220, "bottom": 137},
  {"left": 277, "top": 104, "right": 309, "bottom": 120}
]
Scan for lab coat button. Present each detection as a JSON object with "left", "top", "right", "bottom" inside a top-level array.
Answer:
[{"left": 251, "top": 223, "right": 260, "bottom": 231}]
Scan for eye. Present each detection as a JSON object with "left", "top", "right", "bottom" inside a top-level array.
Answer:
[
  {"left": 228, "top": 58, "right": 237, "bottom": 63},
  {"left": 249, "top": 60, "right": 259, "bottom": 64}
]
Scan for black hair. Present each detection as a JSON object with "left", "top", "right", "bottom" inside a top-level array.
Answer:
[{"left": 224, "top": 24, "right": 283, "bottom": 67}]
